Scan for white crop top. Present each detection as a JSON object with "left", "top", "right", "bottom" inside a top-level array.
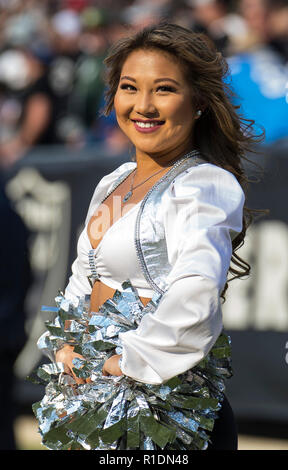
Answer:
[{"left": 81, "top": 200, "right": 155, "bottom": 298}]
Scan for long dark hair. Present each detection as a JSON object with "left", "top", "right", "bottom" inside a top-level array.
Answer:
[{"left": 103, "top": 22, "right": 266, "bottom": 301}]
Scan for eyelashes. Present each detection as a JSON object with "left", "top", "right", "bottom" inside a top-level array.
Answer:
[
  {"left": 119, "top": 84, "right": 136, "bottom": 91},
  {"left": 119, "top": 84, "right": 177, "bottom": 93}
]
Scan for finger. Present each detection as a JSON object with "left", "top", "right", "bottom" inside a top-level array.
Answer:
[
  {"left": 102, "top": 367, "right": 110, "bottom": 376},
  {"left": 74, "top": 376, "right": 86, "bottom": 385},
  {"left": 70, "top": 367, "right": 86, "bottom": 385},
  {"left": 63, "top": 364, "right": 71, "bottom": 375},
  {"left": 63, "top": 363, "right": 86, "bottom": 385}
]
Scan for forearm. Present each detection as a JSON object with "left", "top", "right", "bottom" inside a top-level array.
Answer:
[
  {"left": 119, "top": 275, "right": 223, "bottom": 384},
  {"left": 20, "top": 94, "right": 51, "bottom": 145},
  {"left": 102, "top": 354, "right": 123, "bottom": 376}
]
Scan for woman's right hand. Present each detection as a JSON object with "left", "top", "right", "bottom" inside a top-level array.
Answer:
[{"left": 55, "top": 344, "right": 87, "bottom": 385}]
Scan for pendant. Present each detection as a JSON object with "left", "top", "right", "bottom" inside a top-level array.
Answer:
[{"left": 123, "top": 191, "right": 132, "bottom": 203}]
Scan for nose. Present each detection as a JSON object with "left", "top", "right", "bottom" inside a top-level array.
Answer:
[{"left": 134, "top": 90, "right": 158, "bottom": 117}]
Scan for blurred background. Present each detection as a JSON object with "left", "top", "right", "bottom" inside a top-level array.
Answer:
[{"left": 0, "top": 0, "right": 288, "bottom": 450}]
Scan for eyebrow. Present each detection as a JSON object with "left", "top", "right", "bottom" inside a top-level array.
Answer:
[{"left": 120, "top": 76, "right": 181, "bottom": 86}]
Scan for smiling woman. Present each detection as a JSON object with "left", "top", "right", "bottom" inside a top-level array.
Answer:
[
  {"left": 35, "top": 23, "right": 264, "bottom": 451},
  {"left": 113, "top": 48, "right": 199, "bottom": 163}
]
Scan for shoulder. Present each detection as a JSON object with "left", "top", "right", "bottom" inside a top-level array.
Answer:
[
  {"left": 98, "top": 161, "right": 136, "bottom": 186},
  {"left": 85, "top": 161, "right": 136, "bottom": 223},
  {"left": 92, "top": 160, "right": 136, "bottom": 195},
  {"left": 168, "top": 161, "right": 245, "bottom": 205},
  {"left": 161, "top": 162, "right": 245, "bottom": 227}
]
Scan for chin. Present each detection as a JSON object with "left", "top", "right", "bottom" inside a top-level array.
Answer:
[
  {"left": 135, "top": 146, "right": 165, "bottom": 156},
  {"left": 132, "top": 139, "right": 168, "bottom": 154}
]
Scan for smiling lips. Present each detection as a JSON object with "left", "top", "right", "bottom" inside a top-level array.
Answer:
[{"left": 132, "top": 119, "right": 165, "bottom": 133}]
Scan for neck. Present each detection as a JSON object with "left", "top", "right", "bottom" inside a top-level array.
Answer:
[{"left": 135, "top": 142, "right": 194, "bottom": 174}]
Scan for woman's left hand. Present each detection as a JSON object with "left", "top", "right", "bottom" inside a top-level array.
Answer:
[{"left": 102, "top": 354, "right": 123, "bottom": 376}]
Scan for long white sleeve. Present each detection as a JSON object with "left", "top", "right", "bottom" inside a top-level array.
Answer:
[{"left": 119, "top": 163, "right": 245, "bottom": 384}]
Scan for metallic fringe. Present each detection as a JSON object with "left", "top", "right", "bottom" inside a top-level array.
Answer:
[{"left": 31, "top": 281, "right": 233, "bottom": 450}]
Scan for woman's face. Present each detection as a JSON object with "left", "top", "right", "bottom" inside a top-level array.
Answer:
[{"left": 114, "top": 48, "right": 199, "bottom": 161}]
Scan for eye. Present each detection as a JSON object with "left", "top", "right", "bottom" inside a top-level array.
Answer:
[
  {"left": 156, "top": 85, "right": 177, "bottom": 93},
  {"left": 120, "top": 83, "right": 136, "bottom": 91}
]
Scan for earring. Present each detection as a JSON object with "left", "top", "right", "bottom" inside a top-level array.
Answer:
[{"left": 196, "top": 110, "right": 202, "bottom": 116}]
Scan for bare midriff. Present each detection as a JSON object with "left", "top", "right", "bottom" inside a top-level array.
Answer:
[{"left": 87, "top": 167, "right": 171, "bottom": 313}]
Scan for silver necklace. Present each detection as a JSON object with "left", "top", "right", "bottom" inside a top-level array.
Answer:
[{"left": 123, "top": 166, "right": 168, "bottom": 203}]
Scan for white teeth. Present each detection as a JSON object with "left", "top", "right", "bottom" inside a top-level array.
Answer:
[{"left": 135, "top": 121, "right": 160, "bottom": 128}]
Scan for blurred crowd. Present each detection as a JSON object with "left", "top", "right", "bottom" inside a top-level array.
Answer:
[{"left": 0, "top": 0, "right": 288, "bottom": 168}]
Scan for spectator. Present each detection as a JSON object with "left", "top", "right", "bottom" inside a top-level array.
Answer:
[
  {"left": 47, "top": 8, "right": 86, "bottom": 147},
  {"left": 76, "top": 8, "right": 111, "bottom": 133},
  {"left": 0, "top": 47, "right": 54, "bottom": 168},
  {"left": 122, "top": 0, "right": 171, "bottom": 32},
  {"left": 184, "top": 0, "right": 249, "bottom": 55},
  {"left": 81, "top": 8, "right": 130, "bottom": 152},
  {"left": 265, "top": 0, "right": 288, "bottom": 64},
  {"left": 225, "top": 0, "right": 288, "bottom": 145}
]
